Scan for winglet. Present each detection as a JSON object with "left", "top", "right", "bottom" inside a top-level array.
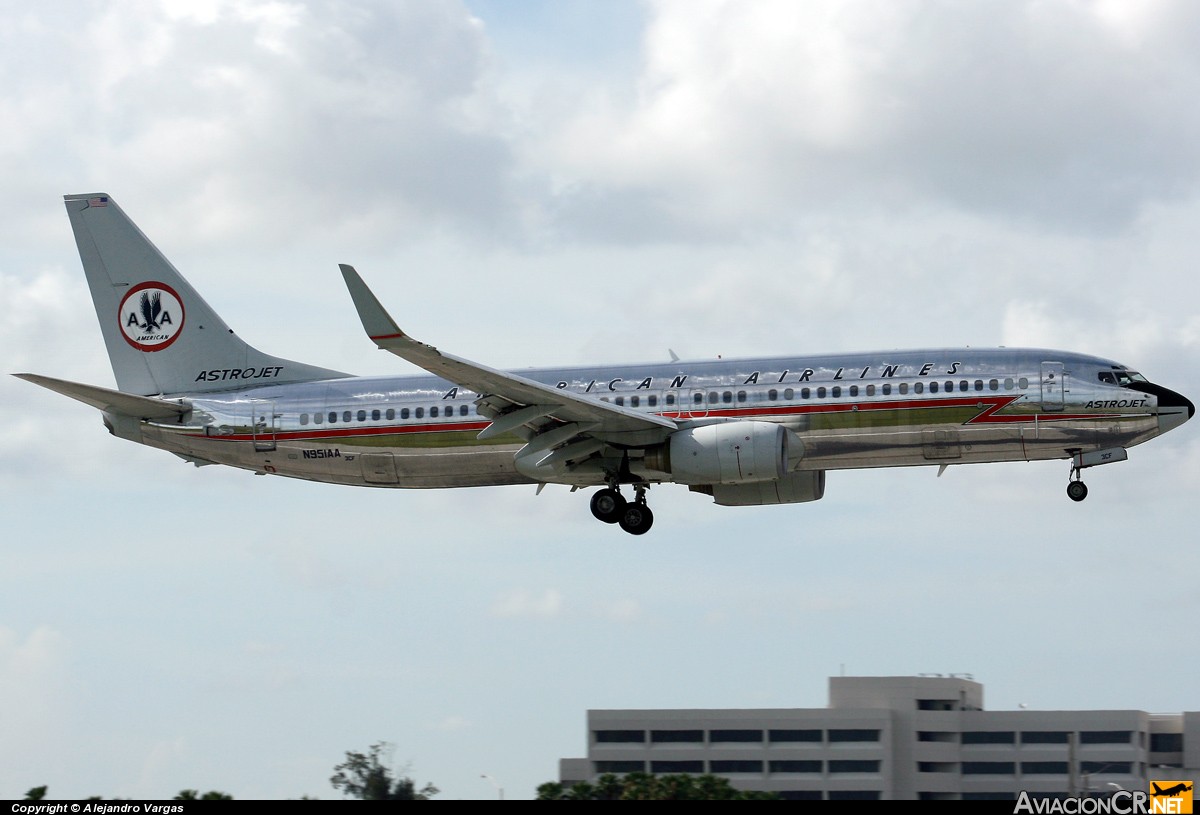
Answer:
[{"left": 339, "top": 264, "right": 405, "bottom": 343}]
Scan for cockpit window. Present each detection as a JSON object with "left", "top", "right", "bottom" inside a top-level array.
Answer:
[
  {"left": 1101, "top": 370, "right": 1149, "bottom": 386},
  {"left": 1117, "top": 371, "right": 1148, "bottom": 386}
]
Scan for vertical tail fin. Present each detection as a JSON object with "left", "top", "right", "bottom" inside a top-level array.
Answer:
[{"left": 64, "top": 193, "right": 347, "bottom": 395}]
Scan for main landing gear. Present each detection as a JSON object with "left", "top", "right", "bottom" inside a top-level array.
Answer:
[{"left": 589, "top": 483, "right": 654, "bottom": 535}]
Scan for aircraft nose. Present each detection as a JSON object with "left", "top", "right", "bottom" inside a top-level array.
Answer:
[{"left": 1152, "top": 384, "right": 1194, "bottom": 433}]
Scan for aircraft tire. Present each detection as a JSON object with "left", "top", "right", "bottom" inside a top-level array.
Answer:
[
  {"left": 590, "top": 488, "right": 626, "bottom": 523},
  {"left": 619, "top": 504, "right": 654, "bottom": 535},
  {"left": 1067, "top": 481, "right": 1088, "bottom": 502}
]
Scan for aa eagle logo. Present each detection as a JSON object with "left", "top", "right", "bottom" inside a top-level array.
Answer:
[{"left": 119, "top": 282, "right": 185, "bottom": 351}]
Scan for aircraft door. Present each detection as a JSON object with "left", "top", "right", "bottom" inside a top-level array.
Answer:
[
  {"left": 1040, "top": 362, "right": 1065, "bottom": 412},
  {"left": 251, "top": 400, "right": 279, "bottom": 452}
]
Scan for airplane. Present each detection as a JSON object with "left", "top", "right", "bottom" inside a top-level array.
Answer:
[
  {"left": 1151, "top": 783, "right": 1193, "bottom": 797},
  {"left": 14, "top": 193, "right": 1195, "bottom": 535}
]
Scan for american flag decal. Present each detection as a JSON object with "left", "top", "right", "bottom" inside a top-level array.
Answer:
[{"left": 88, "top": 196, "right": 108, "bottom": 207}]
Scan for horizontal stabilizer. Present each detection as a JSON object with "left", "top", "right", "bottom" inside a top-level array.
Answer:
[{"left": 14, "top": 373, "right": 189, "bottom": 420}]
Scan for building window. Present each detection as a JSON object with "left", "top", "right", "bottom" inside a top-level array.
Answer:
[
  {"left": 709, "top": 729, "right": 762, "bottom": 743},
  {"left": 829, "top": 760, "right": 880, "bottom": 773},
  {"left": 651, "top": 730, "right": 703, "bottom": 743},
  {"left": 1080, "top": 731, "right": 1131, "bottom": 745},
  {"left": 769, "top": 760, "right": 822, "bottom": 773},
  {"left": 917, "top": 699, "right": 956, "bottom": 711},
  {"left": 1021, "top": 731, "right": 1069, "bottom": 744},
  {"left": 769, "top": 729, "right": 821, "bottom": 743},
  {"left": 780, "top": 791, "right": 823, "bottom": 801},
  {"left": 1151, "top": 733, "right": 1183, "bottom": 752},
  {"left": 709, "top": 760, "right": 763, "bottom": 774},
  {"left": 962, "top": 762, "right": 1016, "bottom": 775},
  {"left": 594, "top": 761, "right": 644, "bottom": 774},
  {"left": 962, "top": 731, "right": 1015, "bottom": 745},
  {"left": 828, "top": 729, "right": 880, "bottom": 742},
  {"left": 829, "top": 791, "right": 881, "bottom": 800},
  {"left": 650, "top": 761, "right": 702, "bottom": 774},
  {"left": 594, "top": 730, "right": 644, "bottom": 744},
  {"left": 918, "top": 732, "right": 956, "bottom": 743},
  {"left": 918, "top": 762, "right": 956, "bottom": 773},
  {"left": 1021, "top": 762, "right": 1068, "bottom": 775},
  {"left": 1081, "top": 762, "right": 1131, "bottom": 774}
]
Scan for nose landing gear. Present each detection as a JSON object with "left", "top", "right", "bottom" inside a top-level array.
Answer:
[{"left": 590, "top": 483, "right": 654, "bottom": 535}]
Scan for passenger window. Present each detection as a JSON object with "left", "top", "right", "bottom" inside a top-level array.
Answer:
[
  {"left": 784, "top": 388, "right": 794, "bottom": 400},
  {"left": 460, "top": 405, "right": 469, "bottom": 416},
  {"left": 693, "top": 393, "right": 703, "bottom": 405},
  {"left": 665, "top": 394, "right": 675, "bottom": 406},
  {"left": 386, "top": 408, "right": 395, "bottom": 420},
  {"left": 1005, "top": 378, "right": 1015, "bottom": 390},
  {"left": 914, "top": 382, "right": 924, "bottom": 394},
  {"left": 614, "top": 397, "right": 624, "bottom": 406},
  {"left": 708, "top": 392, "right": 719, "bottom": 404},
  {"left": 737, "top": 391, "right": 746, "bottom": 403},
  {"left": 831, "top": 387, "right": 841, "bottom": 398},
  {"left": 974, "top": 380, "right": 984, "bottom": 391},
  {"left": 342, "top": 411, "right": 351, "bottom": 423},
  {"left": 300, "top": 413, "right": 309, "bottom": 426},
  {"left": 357, "top": 410, "right": 367, "bottom": 422},
  {"left": 866, "top": 384, "right": 875, "bottom": 396},
  {"left": 631, "top": 396, "right": 640, "bottom": 407},
  {"left": 313, "top": 412, "right": 323, "bottom": 424},
  {"left": 768, "top": 389, "right": 778, "bottom": 401},
  {"left": 960, "top": 380, "right": 969, "bottom": 392},
  {"left": 930, "top": 382, "right": 939, "bottom": 394},
  {"left": 989, "top": 380, "right": 998, "bottom": 391},
  {"left": 801, "top": 388, "right": 810, "bottom": 399},
  {"left": 899, "top": 383, "right": 909, "bottom": 395},
  {"left": 400, "top": 408, "right": 410, "bottom": 420},
  {"left": 1019, "top": 377, "right": 1029, "bottom": 389},
  {"left": 328, "top": 412, "right": 337, "bottom": 423},
  {"left": 882, "top": 384, "right": 892, "bottom": 396},
  {"left": 415, "top": 407, "right": 424, "bottom": 418},
  {"left": 371, "top": 409, "right": 380, "bottom": 421},
  {"left": 431, "top": 406, "right": 439, "bottom": 417},
  {"left": 648, "top": 395, "right": 658, "bottom": 407},
  {"left": 817, "top": 387, "right": 827, "bottom": 399},
  {"left": 722, "top": 391, "right": 732, "bottom": 404}
]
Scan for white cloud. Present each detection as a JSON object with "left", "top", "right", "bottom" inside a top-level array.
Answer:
[{"left": 489, "top": 588, "right": 564, "bottom": 619}]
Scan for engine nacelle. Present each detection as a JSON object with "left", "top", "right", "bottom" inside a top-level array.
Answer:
[
  {"left": 657, "top": 421, "right": 790, "bottom": 485},
  {"left": 692, "top": 470, "right": 826, "bottom": 506}
]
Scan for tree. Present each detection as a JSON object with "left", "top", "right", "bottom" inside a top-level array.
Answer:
[
  {"left": 174, "top": 790, "right": 233, "bottom": 800},
  {"left": 24, "top": 787, "right": 47, "bottom": 801},
  {"left": 330, "top": 742, "right": 438, "bottom": 800},
  {"left": 536, "top": 772, "right": 779, "bottom": 800}
]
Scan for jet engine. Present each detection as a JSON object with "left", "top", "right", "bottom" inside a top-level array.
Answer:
[{"left": 645, "top": 420, "right": 791, "bottom": 485}]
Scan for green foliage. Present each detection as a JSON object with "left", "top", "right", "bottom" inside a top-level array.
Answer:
[
  {"left": 330, "top": 742, "right": 438, "bottom": 800},
  {"left": 24, "top": 787, "right": 47, "bottom": 801},
  {"left": 536, "top": 773, "right": 779, "bottom": 800},
  {"left": 174, "top": 790, "right": 233, "bottom": 800}
]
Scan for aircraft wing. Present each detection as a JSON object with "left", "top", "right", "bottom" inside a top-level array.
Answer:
[
  {"left": 339, "top": 265, "right": 677, "bottom": 440},
  {"left": 14, "top": 373, "right": 189, "bottom": 420}
]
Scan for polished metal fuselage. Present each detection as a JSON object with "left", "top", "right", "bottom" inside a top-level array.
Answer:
[{"left": 125, "top": 347, "right": 1179, "bottom": 490}]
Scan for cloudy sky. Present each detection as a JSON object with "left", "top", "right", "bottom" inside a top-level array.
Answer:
[{"left": 3, "top": 0, "right": 1199, "bottom": 800}]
